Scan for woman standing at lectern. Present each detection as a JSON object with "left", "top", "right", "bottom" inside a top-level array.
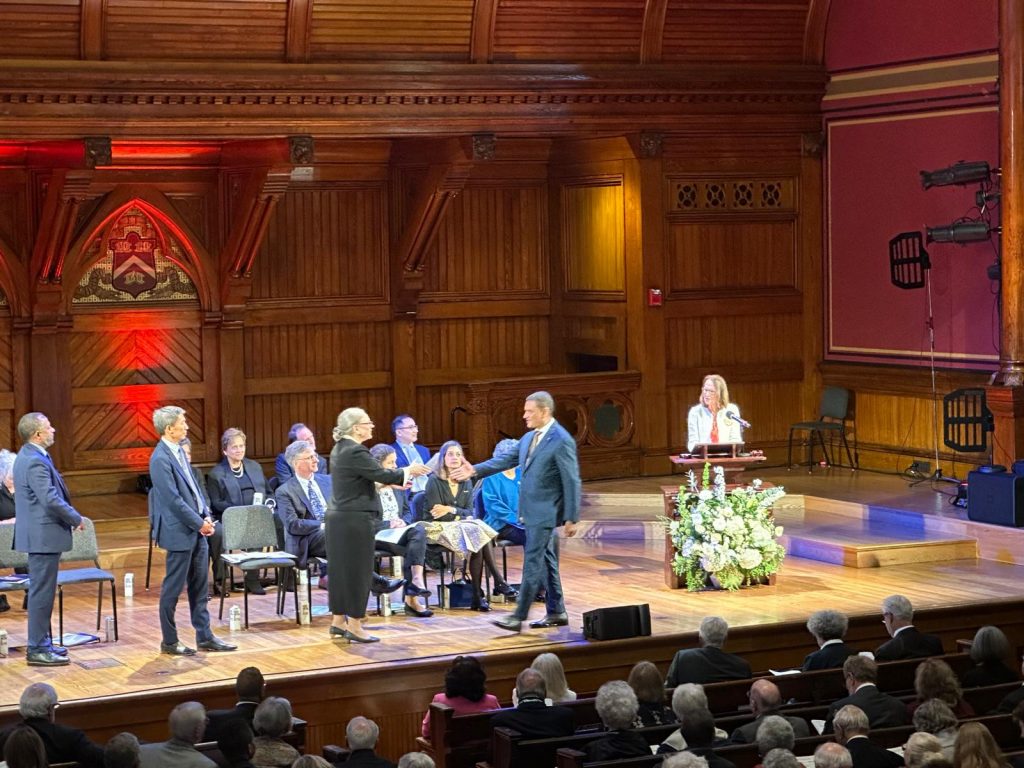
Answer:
[{"left": 686, "top": 374, "right": 744, "bottom": 452}]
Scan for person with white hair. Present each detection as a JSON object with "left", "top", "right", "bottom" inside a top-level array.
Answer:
[
  {"left": 0, "top": 446, "right": 24, "bottom": 613},
  {"left": 252, "top": 697, "right": 300, "bottom": 768},
  {"left": 0, "top": 683, "right": 104, "bottom": 768},
  {"left": 803, "top": 610, "right": 858, "bottom": 671},
  {"left": 831, "top": 705, "right": 903, "bottom": 768},
  {"left": 664, "top": 754, "right": 711, "bottom": 768},
  {"left": 665, "top": 616, "right": 752, "bottom": 687},
  {"left": 584, "top": 681, "right": 650, "bottom": 763},
  {"left": 875, "top": 594, "right": 943, "bottom": 661},
  {"left": 814, "top": 742, "right": 853, "bottom": 768},
  {"left": 397, "top": 753, "right": 435, "bottom": 768},
  {"left": 344, "top": 716, "right": 393, "bottom": 768},
  {"left": 764, "top": 749, "right": 802, "bottom": 768},
  {"left": 658, "top": 685, "right": 729, "bottom": 754},
  {"left": 139, "top": 702, "right": 216, "bottom": 768}
]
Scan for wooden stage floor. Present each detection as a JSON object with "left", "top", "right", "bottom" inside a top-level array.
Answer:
[{"left": 1, "top": 468, "right": 1021, "bottom": 711}]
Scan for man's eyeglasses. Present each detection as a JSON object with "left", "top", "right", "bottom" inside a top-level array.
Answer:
[{"left": 398, "top": 424, "right": 417, "bottom": 430}]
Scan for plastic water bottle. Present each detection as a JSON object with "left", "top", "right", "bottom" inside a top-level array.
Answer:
[
  {"left": 298, "top": 597, "right": 311, "bottom": 625},
  {"left": 104, "top": 616, "right": 115, "bottom": 642},
  {"left": 229, "top": 605, "right": 242, "bottom": 632},
  {"left": 252, "top": 492, "right": 264, "bottom": 505},
  {"left": 0, "top": 628, "right": 8, "bottom": 657},
  {"left": 123, "top": 572, "right": 134, "bottom": 598}
]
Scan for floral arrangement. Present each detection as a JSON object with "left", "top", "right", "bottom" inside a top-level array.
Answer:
[{"left": 663, "top": 463, "right": 786, "bottom": 591}]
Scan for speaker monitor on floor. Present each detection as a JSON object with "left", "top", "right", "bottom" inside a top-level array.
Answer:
[
  {"left": 582, "top": 604, "right": 651, "bottom": 641},
  {"left": 967, "top": 468, "right": 1024, "bottom": 527}
]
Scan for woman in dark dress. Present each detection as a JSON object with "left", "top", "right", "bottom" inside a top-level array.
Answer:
[
  {"left": 962, "top": 625, "right": 1019, "bottom": 688},
  {"left": 628, "top": 661, "right": 677, "bottom": 728},
  {"left": 327, "top": 408, "right": 430, "bottom": 643}
]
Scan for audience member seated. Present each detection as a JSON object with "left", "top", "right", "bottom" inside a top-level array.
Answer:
[
  {"left": 907, "top": 659, "right": 975, "bottom": 719},
  {"left": 996, "top": 656, "right": 1024, "bottom": 714},
  {"left": 105, "top": 732, "right": 142, "bottom": 768},
  {"left": 391, "top": 415, "right": 431, "bottom": 495},
  {"left": 754, "top": 716, "right": 795, "bottom": 764},
  {"left": 1010, "top": 702, "right": 1024, "bottom": 768},
  {"left": 764, "top": 749, "right": 802, "bottom": 768},
  {"left": 730, "top": 680, "right": 810, "bottom": 743},
  {"left": 0, "top": 448, "right": 26, "bottom": 612},
  {"left": 629, "top": 661, "right": 678, "bottom": 727},
  {"left": 368, "top": 443, "right": 432, "bottom": 617},
  {"left": 659, "top": 686, "right": 729, "bottom": 754},
  {"left": 252, "top": 697, "right": 299, "bottom": 768},
  {"left": 903, "top": 733, "right": 948, "bottom": 768},
  {"left": 491, "top": 668, "right": 575, "bottom": 739},
  {"left": 815, "top": 743, "right": 853, "bottom": 768},
  {"left": 512, "top": 652, "right": 576, "bottom": 706},
  {"left": 912, "top": 700, "right": 958, "bottom": 760},
  {"left": 344, "top": 716, "right": 394, "bottom": 768},
  {"left": 831, "top": 705, "right": 903, "bottom": 768},
  {"left": 584, "top": 681, "right": 650, "bottom": 763},
  {"left": 682, "top": 708, "right": 737, "bottom": 768},
  {"left": 875, "top": 595, "right": 943, "bottom": 662},
  {"left": 206, "top": 428, "right": 273, "bottom": 595},
  {"left": 2, "top": 725, "right": 48, "bottom": 768},
  {"left": 0, "top": 683, "right": 104, "bottom": 768},
  {"left": 666, "top": 616, "right": 752, "bottom": 687},
  {"left": 952, "top": 722, "right": 1007, "bottom": 768},
  {"left": 478, "top": 439, "right": 526, "bottom": 549},
  {"left": 275, "top": 423, "right": 325, "bottom": 484},
  {"left": 962, "top": 626, "right": 1018, "bottom": 688},
  {"left": 218, "top": 720, "right": 256, "bottom": 768},
  {"left": 824, "top": 656, "right": 907, "bottom": 734},
  {"left": 420, "top": 656, "right": 500, "bottom": 739},
  {"left": 803, "top": 610, "right": 858, "bottom": 671},
  {"left": 397, "top": 754, "right": 435, "bottom": 768},
  {"left": 665, "top": 754, "right": 711, "bottom": 768},
  {"left": 206, "top": 668, "right": 266, "bottom": 743},
  {"left": 291, "top": 757, "right": 332, "bottom": 768},
  {"left": 139, "top": 702, "right": 216, "bottom": 768}
]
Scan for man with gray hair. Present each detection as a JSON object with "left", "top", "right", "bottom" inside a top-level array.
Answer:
[
  {"left": 397, "top": 754, "right": 435, "bottom": 768},
  {"left": 149, "top": 406, "right": 235, "bottom": 656},
  {"left": 730, "top": 680, "right": 810, "bottom": 743},
  {"left": 491, "top": 668, "right": 575, "bottom": 739},
  {"left": 666, "top": 616, "right": 752, "bottom": 687},
  {"left": 0, "top": 683, "right": 104, "bottom": 767},
  {"left": 803, "top": 609, "right": 857, "bottom": 671},
  {"left": 832, "top": 705, "right": 903, "bottom": 768},
  {"left": 345, "top": 716, "right": 394, "bottom": 768},
  {"left": 815, "top": 742, "right": 854, "bottom": 768},
  {"left": 658, "top": 685, "right": 729, "bottom": 754},
  {"left": 12, "top": 411, "right": 84, "bottom": 666},
  {"left": 763, "top": 749, "right": 801, "bottom": 768},
  {"left": 664, "top": 754, "right": 711, "bottom": 768},
  {"left": 824, "top": 656, "right": 906, "bottom": 733},
  {"left": 875, "top": 594, "right": 943, "bottom": 661},
  {"left": 455, "top": 391, "right": 581, "bottom": 633},
  {"left": 105, "top": 732, "right": 142, "bottom": 768},
  {"left": 140, "top": 701, "right": 215, "bottom": 768},
  {"left": 754, "top": 716, "right": 795, "bottom": 757}
]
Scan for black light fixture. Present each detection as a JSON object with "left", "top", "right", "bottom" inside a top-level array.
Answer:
[
  {"left": 920, "top": 161, "right": 992, "bottom": 190},
  {"left": 925, "top": 221, "right": 996, "bottom": 244}
]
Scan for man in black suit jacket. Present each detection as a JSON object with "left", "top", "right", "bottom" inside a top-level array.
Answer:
[
  {"left": 997, "top": 677, "right": 1024, "bottom": 714},
  {"left": 205, "top": 667, "right": 265, "bottom": 743},
  {"left": 823, "top": 656, "right": 906, "bottom": 734},
  {"left": 491, "top": 668, "right": 576, "bottom": 739},
  {"left": 730, "top": 680, "right": 810, "bottom": 743},
  {"left": 874, "top": 595, "right": 943, "bottom": 661},
  {"left": 803, "top": 609, "right": 858, "bottom": 671},
  {"left": 833, "top": 704, "right": 904, "bottom": 768},
  {"left": 666, "top": 616, "right": 751, "bottom": 687},
  {"left": 0, "top": 683, "right": 105, "bottom": 768},
  {"left": 682, "top": 708, "right": 737, "bottom": 768},
  {"left": 344, "top": 716, "right": 396, "bottom": 768}
]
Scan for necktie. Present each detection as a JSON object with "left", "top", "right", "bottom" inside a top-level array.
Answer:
[
  {"left": 176, "top": 448, "right": 203, "bottom": 514},
  {"left": 527, "top": 430, "right": 542, "bottom": 461},
  {"left": 306, "top": 479, "right": 324, "bottom": 521},
  {"left": 710, "top": 411, "right": 719, "bottom": 443}
]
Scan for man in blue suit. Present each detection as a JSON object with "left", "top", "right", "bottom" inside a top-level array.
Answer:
[
  {"left": 391, "top": 414, "right": 430, "bottom": 494},
  {"left": 273, "top": 422, "right": 325, "bottom": 485},
  {"left": 150, "top": 405, "right": 236, "bottom": 656},
  {"left": 455, "top": 391, "right": 581, "bottom": 633},
  {"left": 13, "top": 412, "right": 83, "bottom": 666}
]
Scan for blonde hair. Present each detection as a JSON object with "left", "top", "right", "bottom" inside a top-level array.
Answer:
[
  {"left": 333, "top": 408, "right": 368, "bottom": 442},
  {"left": 532, "top": 653, "right": 572, "bottom": 702},
  {"left": 702, "top": 375, "right": 731, "bottom": 408}
]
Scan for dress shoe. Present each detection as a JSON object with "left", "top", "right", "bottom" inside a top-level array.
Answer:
[
  {"left": 197, "top": 637, "right": 237, "bottom": 652},
  {"left": 404, "top": 583, "right": 431, "bottom": 598},
  {"left": 470, "top": 598, "right": 491, "bottom": 612},
  {"left": 534, "top": 590, "right": 547, "bottom": 603},
  {"left": 404, "top": 603, "right": 434, "bottom": 618},
  {"left": 493, "top": 583, "right": 518, "bottom": 598},
  {"left": 0, "top": 594, "right": 9, "bottom": 612},
  {"left": 330, "top": 626, "right": 380, "bottom": 643},
  {"left": 493, "top": 616, "right": 522, "bottom": 633},
  {"left": 247, "top": 584, "right": 267, "bottom": 596},
  {"left": 160, "top": 642, "right": 196, "bottom": 656},
  {"left": 530, "top": 613, "right": 569, "bottom": 628},
  {"left": 27, "top": 649, "right": 70, "bottom": 666},
  {"left": 49, "top": 645, "right": 69, "bottom": 657},
  {"left": 369, "top": 575, "right": 406, "bottom": 595}
]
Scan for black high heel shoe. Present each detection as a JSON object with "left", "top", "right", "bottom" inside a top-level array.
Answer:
[
  {"left": 404, "top": 583, "right": 432, "bottom": 598},
  {"left": 404, "top": 603, "right": 434, "bottom": 618},
  {"left": 330, "top": 626, "right": 380, "bottom": 643},
  {"left": 469, "top": 597, "right": 491, "bottom": 612}
]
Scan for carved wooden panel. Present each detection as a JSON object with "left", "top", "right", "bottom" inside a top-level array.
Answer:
[
  {"left": 0, "top": 1, "right": 80, "bottom": 59},
  {"left": 254, "top": 185, "right": 387, "bottom": 301},
  {"left": 415, "top": 317, "right": 550, "bottom": 372},
  {"left": 166, "top": 194, "right": 210, "bottom": 249},
  {"left": 492, "top": 0, "right": 645, "bottom": 62},
  {"left": 310, "top": 0, "right": 475, "bottom": 61},
  {"left": 105, "top": 0, "right": 289, "bottom": 61},
  {"left": 422, "top": 183, "right": 547, "bottom": 297},
  {"left": 666, "top": 314, "right": 803, "bottom": 371},
  {"left": 70, "top": 325, "right": 203, "bottom": 388},
  {"left": 662, "top": 1, "right": 809, "bottom": 64},
  {"left": 562, "top": 180, "right": 625, "bottom": 294},
  {"left": 243, "top": 321, "right": 391, "bottom": 378},
  {"left": 669, "top": 179, "right": 795, "bottom": 214},
  {"left": 0, "top": 185, "right": 27, "bottom": 260},
  {"left": 668, "top": 220, "right": 797, "bottom": 294}
]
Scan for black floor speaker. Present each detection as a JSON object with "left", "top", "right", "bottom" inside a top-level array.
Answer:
[
  {"left": 967, "top": 469, "right": 1024, "bottom": 527},
  {"left": 582, "top": 604, "right": 652, "bottom": 641}
]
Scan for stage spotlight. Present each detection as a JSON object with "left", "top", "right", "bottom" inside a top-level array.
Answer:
[
  {"left": 925, "top": 221, "right": 993, "bottom": 244},
  {"left": 920, "top": 161, "right": 991, "bottom": 190}
]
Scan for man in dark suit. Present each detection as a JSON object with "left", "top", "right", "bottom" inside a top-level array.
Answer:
[
  {"left": 682, "top": 708, "right": 737, "bottom": 768},
  {"left": 730, "top": 680, "right": 810, "bottom": 743},
  {"left": 803, "top": 609, "right": 858, "bottom": 671},
  {"left": 345, "top": 716, "right": 396, "bottom": 768},
  {"left": 274, "top": 422, "right": 325, "bottom": 485},
  {"left": 391, "top": 414, "right": 431, "bottom": 495},
  {"left": 823, "top": 656, "right": 906, "bottom": 734},
  {"left": 457, "top": 391, "right": 581, "bottom": 632},
  {"left": 997, "top": 665, "right": 1024, "bottom": 713},
  {"left": 205, "top": 667, "right": 265, "bottom": 743},
  {"left": 832, "top": 704, "right": 904, "bottom": 768},
  {"left": 0, "top": 683, "right": 104, "bottom": 767},
  {"left": 492, "top": 668, "right": 576, "bottom": 739},
  {"left": 150, "top": 405, "right": 236, "bottom": 656},
  {"left": 874, "top": 594, "right": 943, "bottom": 661},
  {"left": 12, "top": 412, "right": 83, "bottom": 666},
  {"left": 666, "top": 616, "right": 752, "bottom": 687}
]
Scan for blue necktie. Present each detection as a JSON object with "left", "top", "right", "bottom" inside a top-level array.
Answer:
[{"left": 306, "top": 479, "right": 324, "bottom": 521}]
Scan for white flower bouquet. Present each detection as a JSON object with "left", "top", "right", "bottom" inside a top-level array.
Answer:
[{"left": 662, "top": 463, "right": 786, "bottom": 591}]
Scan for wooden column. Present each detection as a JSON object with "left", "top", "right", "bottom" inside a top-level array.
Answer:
[
  {"left": 29, "top": 286, "right": 73, "bottom": 466},
  {"left": 988, "top": 0, "right": 1024, "bottom": 465},
  {"left": 800, "top": 132, "right": 826, "bottom": 420}
]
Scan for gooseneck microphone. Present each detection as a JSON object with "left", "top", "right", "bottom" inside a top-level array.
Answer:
[{"left": 725, "top": 410, "right": 751, "bottom": 429}]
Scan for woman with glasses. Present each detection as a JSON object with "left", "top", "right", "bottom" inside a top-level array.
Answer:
[
  {"left": 686, "top": 374, "right": 744, "bottom": 453},
  {"left": 327, "top": 408, "right": 430, "bottom": 643}
]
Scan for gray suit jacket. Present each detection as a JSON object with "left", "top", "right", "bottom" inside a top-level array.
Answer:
[
  {"left": 472, "top": 420, "right": 581, "bottom": 528},
  {"left": 13, "top": 443, "right": 81, "bottom": 554},
  {"left": 140, "top": 739, "right": 216, "bottom": 768},
  {"left": 149, "top": 439, "right": 207, "bottom": 552}
]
